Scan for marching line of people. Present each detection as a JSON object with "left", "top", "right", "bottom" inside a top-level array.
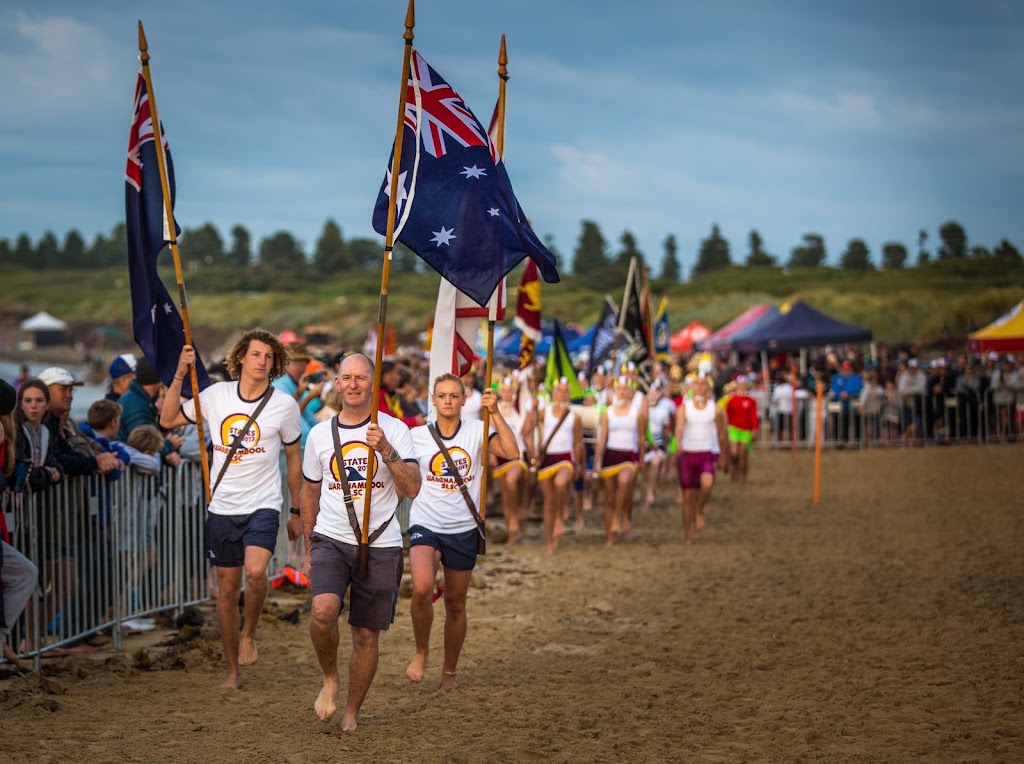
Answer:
[{"left": 3, "top": 328, "right": 761, "bottom": 734}]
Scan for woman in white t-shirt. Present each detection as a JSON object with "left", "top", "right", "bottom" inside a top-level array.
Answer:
[{"left": 404, "top": 373, "right": 519, "bottom": 689}]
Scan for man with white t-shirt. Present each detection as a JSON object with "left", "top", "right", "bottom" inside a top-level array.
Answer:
[
  {"left": 162, "top": 329, "right": 303, "bottom": 690},
  {"left": 301, "top": 353, "right": 420, "bottom": 732}
]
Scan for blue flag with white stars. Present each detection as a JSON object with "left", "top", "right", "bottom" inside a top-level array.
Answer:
[
  {"left": 125, "top": 72, "right": 209, "bottom": 393},
  {"left": 372, "top": 49, "right": 559, "bottom": 307}
]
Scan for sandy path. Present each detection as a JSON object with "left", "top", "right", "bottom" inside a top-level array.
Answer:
[{"left": 2, "top": 445, "right": 1022, "bottom": 763}]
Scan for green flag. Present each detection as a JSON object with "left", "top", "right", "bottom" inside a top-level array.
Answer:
[{"left": 545, "top": 319, "right": 584, "bottom": 402}]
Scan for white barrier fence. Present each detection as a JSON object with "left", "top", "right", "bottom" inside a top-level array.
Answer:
[{"left": 763, "top": 388, "right": 1022, "bottom": 447}]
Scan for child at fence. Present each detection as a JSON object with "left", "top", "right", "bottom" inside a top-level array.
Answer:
[{"left": 120, "top": 425, "right": 164, "bottom": 627}]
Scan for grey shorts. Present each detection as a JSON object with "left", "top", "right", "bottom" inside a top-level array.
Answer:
[{"left": 309, "top": 533, "right": 403, "bottom": 631}]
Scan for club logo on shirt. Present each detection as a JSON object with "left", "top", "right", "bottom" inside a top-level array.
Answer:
[
  {"left": 327, "top": 441, "right": 384, "bottom": 497},
  {"left": 427, "top": 447, "right": 472, "bottom": 492},
  {"left": 216, "top": 414, "right": 265, "bottom": 463}
]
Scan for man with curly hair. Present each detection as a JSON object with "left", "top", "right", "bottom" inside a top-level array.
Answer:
[{"left": 161, "top": 328, "right": 302, "bottom": 689}]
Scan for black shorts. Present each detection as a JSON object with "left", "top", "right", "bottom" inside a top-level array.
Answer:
[
  {"left": 308, "top": 533, "right": 403, "bottom": 631},
  {"left": 206, "top": 508, "right": 279, "bottom": 568},
  {"left": 407, "top": 524, "right": 478, "bottom": 571}
]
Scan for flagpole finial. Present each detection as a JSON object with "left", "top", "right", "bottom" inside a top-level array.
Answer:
[
  {"left": 498, "top": 35, "right": 508, "bottom": 78},
  {"left": 137, "top": 20, "right": 149, "bottom": 62},
  {"left": 404, "top": 0, "right": 415, "bottom": 42}
]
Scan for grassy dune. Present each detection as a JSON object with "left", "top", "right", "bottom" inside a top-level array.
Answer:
[{"left": 3, "top": 262, "right": 1022, "bottom": 349}]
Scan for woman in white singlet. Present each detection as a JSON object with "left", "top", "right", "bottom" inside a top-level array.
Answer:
[
  {"left": 594, "top": 377, "right": 646, "bottom": 545},
  {"left": 491, "top": 376, "right": 528, "bottom": 544},
  {"left": 674, "top": 376, "right": 727, "bottom": 545},
  {"left": 524, "top": 378, "right": 583, "bottom": 555}
]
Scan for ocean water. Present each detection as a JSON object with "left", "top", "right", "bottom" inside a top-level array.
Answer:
[{"left": 0, "top": 359, "right": 108, "bottom": 420}]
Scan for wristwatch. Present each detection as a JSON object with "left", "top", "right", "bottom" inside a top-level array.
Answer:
[
  {"left": 289, "top": 507, "right": 300, "bottom": 516},
  {"left": 383, "top": 448, "right": 400, "bottom": 464}
]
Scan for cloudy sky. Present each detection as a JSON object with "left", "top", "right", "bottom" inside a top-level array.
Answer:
[{"left": 1, "top": 0, "right": 1022, "bottom": 274}]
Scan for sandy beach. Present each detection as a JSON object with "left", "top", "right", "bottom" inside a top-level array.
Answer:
[{"left": 1, "top": 444, "right": 1022, "bottom": 763}]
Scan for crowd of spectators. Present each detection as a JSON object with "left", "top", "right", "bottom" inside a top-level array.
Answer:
[{"left": 2, "top": 338, "right": 1021, "bottom": 658}]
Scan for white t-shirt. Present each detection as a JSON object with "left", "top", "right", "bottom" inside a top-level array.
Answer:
[
  {"left": 409, "top": 419, "right": 493, "bottom": 534},
  {"left": 182, "top": 381, "right": 301, "bottom": 516},
  {"left": 647, "top": 397, "right": 676, "bottom": 448},
  {"left": 302, "top": 413, "right": 413, "bottom": 548}
]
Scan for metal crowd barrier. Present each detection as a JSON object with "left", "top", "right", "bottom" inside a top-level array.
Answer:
[
  {"left": 764, "top": 388, "right": 1022, "bottom": 448},
  {"left": 2, "top": 463, "right": 211, "bottom": 670},
  {"left": 2, "top": 459, "right": 421, "bottom": 670}
]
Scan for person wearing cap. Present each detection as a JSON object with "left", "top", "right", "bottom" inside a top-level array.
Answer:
[
  {"left": 273, "top": 345, "right": 325, "bottom": 451},
  {"left": 829, "top": 360, "right": 862, "bottom": 445},
  {"left": 897, "top": 358, "right": 927, "bottom": 443},
  {"left": 161, "top": 330, "right": 303, "bottom": 689},
  {"left": 105, "top": 354, "right": 137, "bottom": 402},
  {"left": 117, "top": 358, "right": 182, "bottom": 466},
  {"left": 926, "top": 358, "right": 954, "bottom": 442},
  {"left": 38, "top": 367, "right": 120, "bottom": 477}
]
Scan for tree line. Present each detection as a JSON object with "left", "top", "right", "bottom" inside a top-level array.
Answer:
[{"left": 1, "top": 217, "right": 1020, "bottom": 293}]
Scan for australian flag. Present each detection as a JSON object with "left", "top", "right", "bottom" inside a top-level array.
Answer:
[
  {"left": 372, "top": 50, "right": 559, "bottom": 307},
  {"left": 125, "top": 72, "right": 209, "bottom": 392}
]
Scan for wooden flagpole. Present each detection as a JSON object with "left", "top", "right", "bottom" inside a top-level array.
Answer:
[
  {"left": 813, "top": 378, "right": 823, "bottom": 504},
  {"left": 137, "top": 21, "right": 211, "bottom": 505},
  {"left": 477, "top": 35, "right": 509, "bottom": 528},
  {"left": 359, "top": 0, "right": 415, "bottom": 578},
  {"left": 790, "top": 361, "right": 798, "bottom": 469},
  {"left": 612, "top": 257, "right": 637, "bottom": 373}
]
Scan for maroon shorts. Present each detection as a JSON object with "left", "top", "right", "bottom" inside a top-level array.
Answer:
[
  {"left": 540, "top": 452, "right": 573, "bottom": 470},
  {"left": 677, "top": 451, "right": 715, "bottom": 490},
  {"left": 602, "top": 449, "right": 637, "bottom": 467}
]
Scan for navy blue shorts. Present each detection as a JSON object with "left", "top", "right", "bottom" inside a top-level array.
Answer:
[
  {"left": 206, "top": 508, "right": 279, "bottom": 568},
  {"left": 407, "top": 524, "right": 478, "bottom": 571}
]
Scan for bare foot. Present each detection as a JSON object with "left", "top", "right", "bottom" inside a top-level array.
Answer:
[
  {"left": 695, "top": 512, "right": 705, "bottom": 532},
  {"left": 219, "top": 673, "right": 242, "bottom": 690},
  {"left": 340, "top": 711, "right": 358, "bottom": 732},
  {"left": 239, "top": 637, "right": 258, "bottom": 666},
  {"left": 440, "top": 671, "right": 458, "bottom": 690},
  {"left": 683, "top": 536, "right": 694, "bottom": 546},
  {"left": 545, "top": 542, "right": 557, "bottom": 555},
  {"left": 405, "top": 651, "right": 428, "bottom": 683},
  {"left": 314, "top": 675, "right": 339, "bottom": 721}
]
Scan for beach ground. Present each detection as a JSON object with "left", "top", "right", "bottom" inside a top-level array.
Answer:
[{"left": 2, "top": 445, "right": 1022, "bottom": 763}]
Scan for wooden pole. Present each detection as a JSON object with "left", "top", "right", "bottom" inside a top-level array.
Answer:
[
  {"left": 813, "top": 379, "right": 823, "bottom": 504},
  {"left": 137, "top": 21, "right": 211, "bottom": 505},
  {"left": 359, "top": 0, "right": 415, "bottom": 577},
  {"left": 790, "top": 361, "right": 798, "bottom": 469},
  {"left": 612, "top": 257, "right": 638, "bottom": 373},
  {"left": 477, "top": 35, "right": 509, "bottom": 526}
]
